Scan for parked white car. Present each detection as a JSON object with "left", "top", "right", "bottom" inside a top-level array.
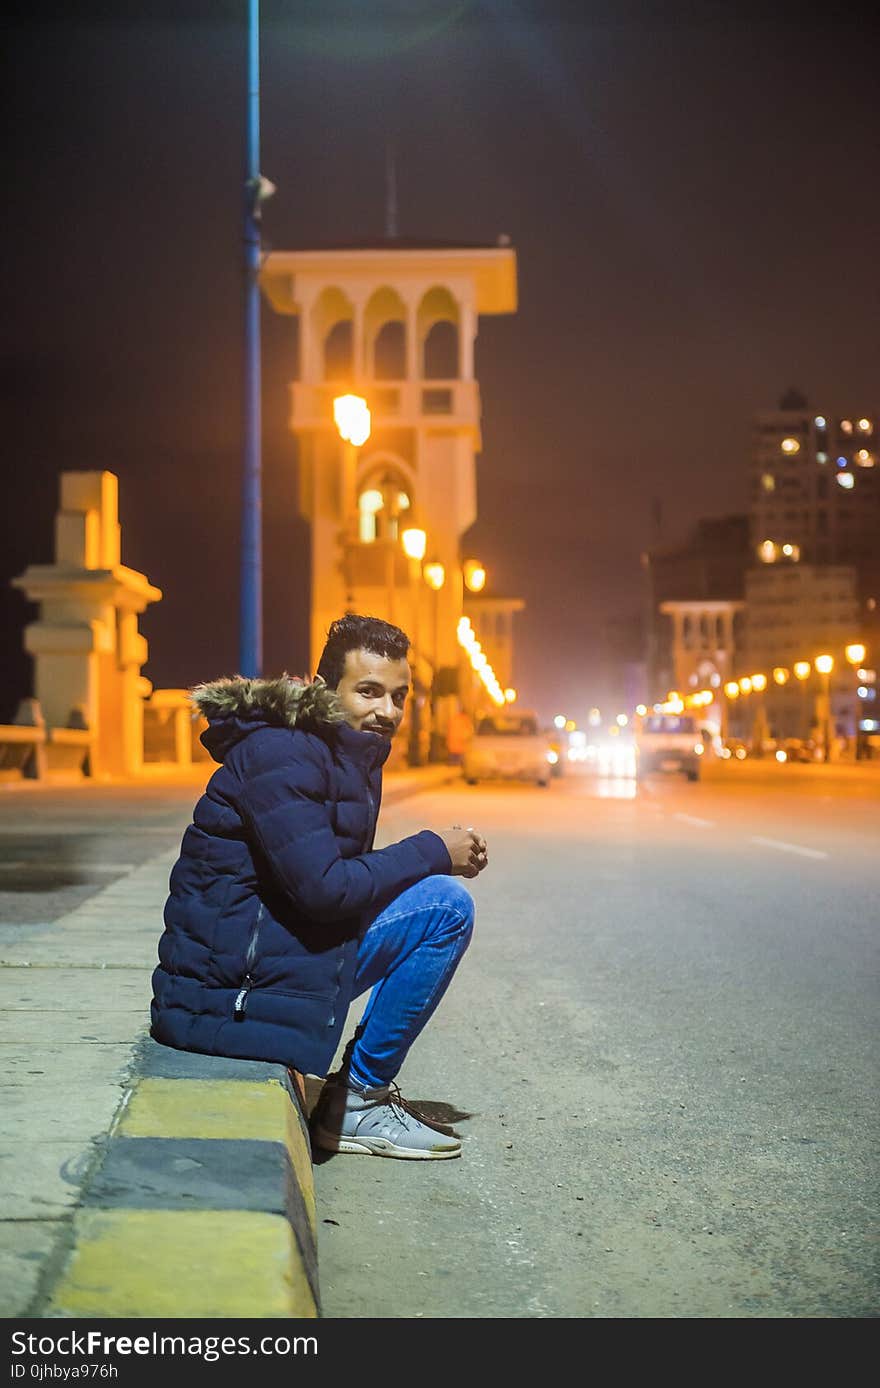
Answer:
[{"left": 462, "top": 710, "right": 554, "bottom": 787}]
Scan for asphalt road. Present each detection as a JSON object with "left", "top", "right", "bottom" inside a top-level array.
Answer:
[
  {"left": 1, "top": 758, "right": 876, "bottom": 1319},
  {"left": 314, "top": 757, "right": 880, "bottom": 1318}
]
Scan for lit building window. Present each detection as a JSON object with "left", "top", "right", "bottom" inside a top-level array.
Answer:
[
  {"left": 780, "top": 437, "right": 800, "bottom": 454},
  {"left": 758, "top": 539, "right": 777, "bottom": 563},
  {"left": 855, "top": 449, "right": 874, "bottom": 467},
  {"left": 761, "top": 472, "right": 775, "bottom": 491},
  {"left": 840, "top": 419, "right": 853, "bottom": 434},
  {"left": 817, "top": 452, "right": 828, "bottom": 463},
  {"left": 357, "top": 477, "right": 411, "bottom": 542},
  {"left": 857, "top": 418, "right": 872, "bottom": 432},
  {"left": 837, "top": 473, "right": 855, "bottom": 490},
  {"left": 814, "top": 416, "right": 826, "bottom": 428}
]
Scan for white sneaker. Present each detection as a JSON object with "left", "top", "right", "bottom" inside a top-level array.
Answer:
[{"left": 311, "top": 1080, "right": 462, "bottom": 1160}]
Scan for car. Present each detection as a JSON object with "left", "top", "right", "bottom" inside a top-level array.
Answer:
[
  {"left": 779, "top": 737, "right": 817, "bottom": 763},
  {"left": 461, "top": 710, "right": 554, "bottom": 787},
  {"left": 635, "top": 712, "right": 704, "bottom": 781},
  {"left": 721, "top": 738, "right": 748, "bottom": 761}
]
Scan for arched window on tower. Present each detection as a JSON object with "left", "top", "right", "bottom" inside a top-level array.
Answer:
[
  {"left": 373, "top": 321, "right": 406, "bottom": 380},
  {"left": 323, "top": 321, "right": 353, "bottom": 381},
  {"left": 357, "top": 470, "right": 412, "bottom": 543},
  {"left": 423, "top": 321, "right": 459, "bottom": 379}
]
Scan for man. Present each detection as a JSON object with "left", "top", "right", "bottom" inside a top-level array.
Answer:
[{"left": 151, "top": 614, "right": 488, "bottom": 1160}]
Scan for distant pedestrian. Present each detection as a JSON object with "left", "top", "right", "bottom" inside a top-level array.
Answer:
[{"left": 151, "top": 614, "right": 488, "bottom": 1159}]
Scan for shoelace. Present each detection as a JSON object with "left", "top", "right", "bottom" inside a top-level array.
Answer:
[{"left": 368, "top": 1082, "right": 437, "bottom": 1131}]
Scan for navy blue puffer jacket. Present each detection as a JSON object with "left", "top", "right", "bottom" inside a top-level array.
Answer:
[{"left": 150, "top": 675, "right": 451, "bottom": 1076}]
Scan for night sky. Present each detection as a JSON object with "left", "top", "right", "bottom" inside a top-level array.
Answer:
[{"left": 3, "top": 1, "right": 878, "bottom": 726}]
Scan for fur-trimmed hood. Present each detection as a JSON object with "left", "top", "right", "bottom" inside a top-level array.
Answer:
[{"left": 192, "top": 674, "right": 346, "bottom": 763}]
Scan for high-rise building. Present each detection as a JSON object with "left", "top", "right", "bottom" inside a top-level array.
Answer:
[
  {"left": 750, "top": 393, "right": 879, "bottom": 574},
  {"left": 745, "top": 391, "right": 879, "bottom": 745}
]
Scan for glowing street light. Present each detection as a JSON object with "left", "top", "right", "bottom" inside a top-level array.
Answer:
[
  {"left": 422, "top": 561, "right": 445, "bottom": 591},
  {"left": 793, "top": 661, "right": 811, "bottom": 681},
  {"left": 738, "top": 677, "right": 753, "bottom": 694},
  {"left": 462, "top": 559, "right": 487, "bottom": 593},
  {"left": 815, "top": 654, "right": 834, "bottom": 676},
  {"left": 333, "top": 394, "right": 371, "bottom": 447},
  {"left": 401, "top": 528, "right": 427, "bottom": 561},
  {"left": 845, "top": 643, "right": 866, "bottom": 666},
  {"left": 554, "top": 715, "right": 567, "bottom": 729},
  {"left": 751, "top": 673, "right": 767, "bottom": 692},
  {"left": 724, "top": 681, "right": 739, "bottom": 699},
  {"left": 773, "top": 667, "right": 789, "bottom": 685}
]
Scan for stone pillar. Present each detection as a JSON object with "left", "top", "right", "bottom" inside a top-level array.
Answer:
[
  {"left": 459, "top": 300, "right": 476, "bottom": 380},
  {"left": 13, "top": 471, "right": 162, "bottom": 779}
]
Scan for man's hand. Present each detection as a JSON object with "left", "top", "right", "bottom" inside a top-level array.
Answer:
[{"left": 436, "top": 825, "right": 489, "bottom": 879}]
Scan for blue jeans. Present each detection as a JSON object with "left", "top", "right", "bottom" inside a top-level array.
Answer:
[{"left": 342, "top": 875, "right": 475, "bottom": 1090}]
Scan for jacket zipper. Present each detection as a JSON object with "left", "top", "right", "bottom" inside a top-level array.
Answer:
[
  {"left": 234, "top": 903, "right": 264, "bottom": 1020},
  {"left": 366, "top": 787, "right": 377, "bottom": 851}
]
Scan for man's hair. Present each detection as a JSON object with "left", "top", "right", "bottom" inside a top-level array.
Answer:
[{"left": 315, "top": 614, "right": 410, "bottom": 690}]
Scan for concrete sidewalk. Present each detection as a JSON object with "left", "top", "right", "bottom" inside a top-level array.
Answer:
[{"left": 0, "top": 761, "right": 459, "bottom": 1319}]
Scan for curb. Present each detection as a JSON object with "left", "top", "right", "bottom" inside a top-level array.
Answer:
[{"left": 45, "top": 1039, "right": 319, "bottom": 1320}]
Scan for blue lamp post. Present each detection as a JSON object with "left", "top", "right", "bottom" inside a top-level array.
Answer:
[{"left": 240, "top": 0, "right": 274, "bottom": 676}]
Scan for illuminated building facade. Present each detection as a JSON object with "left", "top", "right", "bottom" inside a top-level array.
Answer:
[
  {"left": 258, "top": 237, "right": 519, "bottom": 759},
  {"left": 750, "top": 398, "right": 878, "bottom": 569}
]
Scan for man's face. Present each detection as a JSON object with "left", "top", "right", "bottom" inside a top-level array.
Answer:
[{"left": 335, "top": 648, "right": 410, "bottom": 740}]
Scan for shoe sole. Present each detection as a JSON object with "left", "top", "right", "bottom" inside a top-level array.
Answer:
[{"left": 311, "top": 1125, "right": 461, "bottom": 1160}]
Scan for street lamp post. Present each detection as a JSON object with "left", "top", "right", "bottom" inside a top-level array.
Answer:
[
  {"left": 751, "top": 672, "right": 768, "bottom": 753},
  {"left": 401, "top": 528, "right": 427, "bottom": 767},
  {"left": 815, "top": 654, "right": 834, "bottom": 763},
  {"left": 332, "top": 392, "right": 371, "bottom": 612},
  {"left": 845, "top": 643, "right": 866, "bottom": 758},
  {"left": 422, "top": 560, "right": 445, "bottom": 762},
  {"left": 239, "top": 0, "right": 262, "bottom": 676},
  {"left": 724, "top": 680, "right": 739, "bottom": 743},
  {"left": 793, "top": 661, "right": 811, "bottom": 744},
  {"left": 239, "top": 0, "right": 276, "bottom": 677}
]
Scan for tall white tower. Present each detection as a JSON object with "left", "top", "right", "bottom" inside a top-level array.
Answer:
[{"left": 260, "top": 238, "right": 517, "bottom": 747}]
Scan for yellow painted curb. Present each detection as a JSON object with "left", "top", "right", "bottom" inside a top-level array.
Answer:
[
  {"left": 48, "top": 1209, "right": 318, "bottom": 1319},
  {"left": 121, "top": 1077, "right": 316, "bottom": 1233}
]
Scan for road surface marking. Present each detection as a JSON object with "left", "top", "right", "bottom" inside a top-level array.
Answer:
[
  {"left": 749, "top": 836, "right": 828, "bottom": 860},
  {"left": 673, "top": 813, "right": 715, "bottom": 828}
]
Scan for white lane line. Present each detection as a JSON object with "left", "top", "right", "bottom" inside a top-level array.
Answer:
[
  {"left": 673, "top": 813, "right": 715, "bottom": 828},
  {"left": 0, "top": 862, "right": 137, "bottom": 873},
  {"left": 749, "top": 836, "right": 828, "bottom": 860}
]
